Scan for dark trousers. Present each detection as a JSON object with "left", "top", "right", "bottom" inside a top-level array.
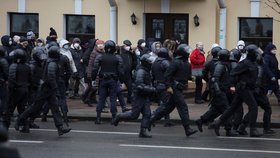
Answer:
[
  {"left": 241, "top": 90, "right": 272, "bottom": 130},
  {"left": 0, "top": 83, "right": 7, "bottom": 118},
  {"left": 3, "top": 87, "right": 28, "bottom": 128},
  {"left": 123, "top": 75, "right": 132, "bottom": 102},
  {"left": 118, "top": 93, "right": 151, "bottom": 128},
  {"left": 152, "top": 88, "right": 191, "bottom": 127},
  {"left": 195, "top": 76, "right": 203, "bottom": 101},
  {"left": 43, "top": 80, "right": 68, "bottom": 114},
  {"left": 19, "top": 84, "right": 63, "bottom": 128},
  {"left": 96, "top": 79, "right": 117, "bottom": 115},
  {"left": 219, "top": 88, "right": 258, "bottom": 129},
  {"left": 200, "top": 91, "right": 232, "bottom": 130},
  {"left": 117, "top": 83, "right": 126, "bottom": 108}
]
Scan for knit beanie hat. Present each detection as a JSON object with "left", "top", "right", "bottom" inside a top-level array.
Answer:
[
  {"left": 49, "top": 27, "right": 57, "bottom": 36},
  {"left": 26, "top": 30, "right": 35, "bottom": 40},
  {"left": 265, "top": 43, "right": 277, "bottom": 52},
  {"left": 137, "top": 39, "right": 145, "bottom": 46}
]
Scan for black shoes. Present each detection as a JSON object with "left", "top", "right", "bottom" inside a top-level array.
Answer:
[
  {"left": 263, "top": 129, "right": 276, "bottom": 135},
  {"left": 57, "top": 126, "right": 71, "bottom": 136},
  {"left": 210, "top": 120, "right": 221, "bottom": 136},
  {"left": 139, "top": 128, "right": 152, "bottom": 138},
  {"left": 237, "top": 123, "right": 248, "bottom": 135},
  {"left": 29, "top": 122, "right": 40, "bottom": 129},
  {"left": 41, "top": 114, "right": 47, "bottom": 122},
  {"left": 226, "top": 129, "right": 239, "bottom": 137},
  {"left": 195, "top": 119, "right": 203, "bottom": 132},
  {"left": 184, "top": 126, "right": 198, "bottom": 137},
  {"left": 112, "top": 114, "right": 120, "bottom": 126},
  {"left": 250, "top": 128, "right": 263, "bottom": 137},
  {"left": 122, "top": 107, "right": 131, "bottom": 112}
]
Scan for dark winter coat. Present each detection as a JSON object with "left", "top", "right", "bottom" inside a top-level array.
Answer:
[{"left": 263, "top": 45, "right": 279, "bottom": 90}]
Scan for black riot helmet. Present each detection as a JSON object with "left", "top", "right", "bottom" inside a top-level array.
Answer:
[
  {"left": 157, "top": 47, "right": 170, "bottom": 59},
  {"left": 218, "top": 49, "right": 230, "bottom": 62},
  {"left": 140, "top": 53, "right": 154, "bottom": 69},
  {"left": 104, "top": 40, "right": 116, "bottom": 54},
  {"left": 245, "top": 44, "right": 260, "bottom": 62},
  {"left": 14, "top": 49, "right": 27, "bottom": 63},
  {"left": 211, "top": 46, "right": 222, "bottom": 58},
  {"left": 229, "top": 48, "right": 241, "bottom": 62},
  {"left": 33, "top": 49, "right": 47, "bottom": 63},
  {"left": 175, "top": 44, "right": 192, "bottom": 59},
  {"left": 48, "top": 46, "right": 60, "bottom": 59}
]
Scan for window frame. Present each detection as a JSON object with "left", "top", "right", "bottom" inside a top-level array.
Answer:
[
  {"left": 65, "top": 14, "right": 95, "bottom": 43},
  {"left": 9, "top": 12, "right": 39, "bottom": 38}
]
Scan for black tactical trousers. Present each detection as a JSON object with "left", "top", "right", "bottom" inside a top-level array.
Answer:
[
  {"left": 195, "top": 76, "right": 203, "bottom": 101},
  {"left": 241, "top": 90, "right": 272, "bottom": 130},
  {"left": 219, "top": 88, "right": 258, "bottom": 129},
  {"left": 3, "top": 87, "right": 28, "bottom": 128},
  {"left": 200, "top": 91, "right": 232, "bottom": 130},
  {"left": 152, "top": 88, "right": 191, "bottom": 127},
  {"left": 118, "top": 93, "right": 151, "bottom": 128},
  {"left": 18, "top": 84, "right": 63, "bottom": 128}
]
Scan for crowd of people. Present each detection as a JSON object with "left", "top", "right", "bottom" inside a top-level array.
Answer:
[{"left": 0, "top": 27, "right": 279, "bottom": 138}]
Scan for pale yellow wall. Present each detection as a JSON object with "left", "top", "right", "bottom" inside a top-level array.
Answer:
[
  {"left": 225, "top": 0, "right": 251, "bottom": 50},
  {"left": 83, "top": 0, "right": 110, "bottom": 41},
  {"left": 260, "top": 0, "right": 280, "bottom": 49},
  {"left": 117, "top": 0, "right": 161, "bottom": 46},
  {"left": 170, "top": 0, "right": 217, "bottom": 51},
  {"left": 26, "top": 0, "right": 74, "bottom": 40},
  {"left": 0, "top": 0, "right": 17, "bottom": 36}
]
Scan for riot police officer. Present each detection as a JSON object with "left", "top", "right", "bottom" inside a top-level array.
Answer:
[
  {"left": 0, "top": 46, "right": 9, "bottom": 122},
  {"left": 149, "top": 44, "right": 198, "bottom": 137},
  {"left": 237, "top": 48, "right": 276, "bottom": 135},
  {"left": 211, "top": 44, "right": 262, "bottom": 137},
  {"left": 201, "top": 46, "right": 222, "bottom": 101},
  {"left": 15, "top": 46, "right": 71, "bottom": 136},
  {"left": 91, "top": 40, "right": 124, "bottom": 124},
  {"left": 196, "top": 49, "right": 238, "bottom": 136},
  {"left": 113, "top": 54, "right": 155, "bottom": 138},
  {"left": 3, "top": 49, "right": 32, "bottom": 131}
]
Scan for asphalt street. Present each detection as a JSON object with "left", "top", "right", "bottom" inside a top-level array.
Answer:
[{"left": 8, "top": 120, "right": 280, "bottom": 158}]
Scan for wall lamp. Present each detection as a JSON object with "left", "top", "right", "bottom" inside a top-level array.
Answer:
[
  {"left": 131, "top": 13, "right": 137, "bottom": 25},
  {"left": 193, "top": 14, "right": 200, "bottom": 27}
]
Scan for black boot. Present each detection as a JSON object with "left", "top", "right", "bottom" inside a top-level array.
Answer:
[
  {"left": 122, "top": 106, "right": 131, "bottom": 112},
  {"left": 112, "top": 114, "right": 120, "bottom": 126},
  {"left": 41, "top": 114, "right": 47, "bottom": 122},
  {"left": 195, "top": 119, "right": 203, "bottom": 132},
  {"left": 111, "top": 114, "right": 116, "bottom": 125},
  {"left": 210, "top": 119, "right": 221, "bottom": 136},
  {"left": 237, "top": 123, "right": 248, "bottom": 135},
  {"left": 139, "top": 128, "right": 152, "bottom": 138},
  {"left": 184, "top": 126, "right": 198, "bottom": 137},
  {"left": 20, "top": 120, "right": 30, "bottom": 133},
  {"left": 250, "top": 128, "right": 263, "bottom": 137},
  {"left": 57, "top": 126, "right": 71, "bottom": 136},
  {"left": 226, "top": 129, "right": 239, "bottom": 137},
  {"left": 164, "top": 115, "right": 175, "bottom": 127},
  {"left": 263, "top": 129, "right": 276, "bottom": 135},
  {"left": 95, "top": 113, "right": 101, "bottom": 124},
  {"left": 29, "top": 120, "right": 40, "bottom": 129}
]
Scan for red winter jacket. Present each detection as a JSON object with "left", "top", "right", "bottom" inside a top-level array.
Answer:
[{"left": 190, "top": 48, "right": 205, "bottom": 69}]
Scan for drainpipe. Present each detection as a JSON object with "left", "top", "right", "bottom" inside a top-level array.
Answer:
[
  {"left": 108, "top": 0, "right": 117, "bottom": 42},
  {"left": 218, "top": 0, "right": 226, "bottom": 49}
]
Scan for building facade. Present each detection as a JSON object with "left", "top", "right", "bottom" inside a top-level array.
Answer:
[{"left": 0, "top": 0, "right": 279, "bottom": 51}]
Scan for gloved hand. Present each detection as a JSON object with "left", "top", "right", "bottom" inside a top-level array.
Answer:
[{"left": 166, "top": 87, "right": 173, "bottom": 94}]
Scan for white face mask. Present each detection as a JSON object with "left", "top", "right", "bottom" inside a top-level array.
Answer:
[
  {"left": 9, "top": 40, "right": 13, "bottom": 45},
  {"left": 141, "top": 43, "right": 146, "bottom": 48},
  {"left": 124, "top": 46, "right": 130, "bottom": 51},
  {"left": 74, "top": 43, "right": 80, "bottom": 49},
  {"left": 37, "top": 43, "right": 43, "bottom": 47},
  {"left": 271, "top": 50, "right": 277, "bottom": 54},
  {"left": 135, "top": 49, "right": 140, "bottom": 56},
  {"left": 238, "top": 45, "right": 244, "bottom": 50},
  {"left": 97, "top": 44, "right": 104, "bottom": 50}
]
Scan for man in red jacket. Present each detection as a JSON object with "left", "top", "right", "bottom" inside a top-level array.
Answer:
[{"left": 190, "top": 42, "right": 206, "bottom": 104}]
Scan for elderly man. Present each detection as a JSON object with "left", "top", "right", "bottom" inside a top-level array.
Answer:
[{"left": 190, "top": 42, "right": 206, "bottom": 104}]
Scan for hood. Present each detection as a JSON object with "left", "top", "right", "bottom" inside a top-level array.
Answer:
[
  {"left": 151, "top": 41, "right": 162, "bottom": 54},
  {"left": 1, "top": 35, "right": 11, "bottom": 46},
  {"left": 264, "top": 43, "right": 276, "bottom": 54},
  {"left": 59, "top": 39, "right": 70, "bottom": 48}
]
